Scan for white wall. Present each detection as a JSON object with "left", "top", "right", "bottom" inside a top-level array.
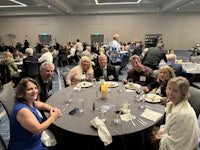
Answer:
[{"left": 0, "top": 12, "right": 200, "bottom": 50}]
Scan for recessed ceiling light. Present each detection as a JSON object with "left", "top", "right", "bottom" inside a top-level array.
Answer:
[
  {"left": 95, "top": 0, "right": 142, "bottom": 5},
  {"left": 0, "top": 0, "right": 27, "bottom": 8}
]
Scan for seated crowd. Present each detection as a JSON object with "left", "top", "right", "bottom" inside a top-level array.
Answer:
[{"left": 0, "top": 36, "right": 199, "bottom": 150}]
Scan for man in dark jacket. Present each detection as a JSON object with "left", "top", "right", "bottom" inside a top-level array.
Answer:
[
  {"left": 142, "top": 43, "right": 167, "bottom": 70},
  {"left": 94, "top": 54, "right": 118, "bottom": 81}
]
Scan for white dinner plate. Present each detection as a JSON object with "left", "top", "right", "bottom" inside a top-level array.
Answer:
[
  {"left": 104, "top": 82, "right": 118, "bottom": 88},
  {"left": 145, "top": 93, "right": 161, "bottom": 103},
  {"left": 124, "top": 83, "right": 141, "bottom": 90},
  {"left": 80, "top": 81, "right": 92, "bottom": 88}
]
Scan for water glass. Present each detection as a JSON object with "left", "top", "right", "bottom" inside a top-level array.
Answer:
[
  {"left": 114, "top": 113, "right": 121, "bottom": 124},
  {"left": 116, "top": 83, "right": 124, "bottom": 96},
  {"left": 76, "top": 83, "right": 82, "bottom": 92},
  {"left": 139, "top": 94, "right": 146, "bottom": 109},
  {"left": 100, "top": 110, "right": 106, "bottom": 122},
  {"left": 78, "top": 98, "right": 84, "bottom": 113},
  {"left": 95, "top": 88, "right": 100, "bottom": 100},
  {"left": 68, "top": 92, "right": 73, "bottom": 103},
  {"left": 100, "top": 76, "right": 105, "bottom": 85},
  {"left": 92, "top": 78, "right": 97, "bottom": 87}
]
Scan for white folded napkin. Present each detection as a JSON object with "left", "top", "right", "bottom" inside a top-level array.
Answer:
[
  {"left": 90, "top": 116, "right": 112, "bottom": 146},
  {"left": 120, "top": 102, "right": 131, "bottom": 114},
  {"left": 120, "top": 113, "right": 135, "bottom": 122},
  {"left": 140, "top": 108, "right": 163, "bottom": 122}
]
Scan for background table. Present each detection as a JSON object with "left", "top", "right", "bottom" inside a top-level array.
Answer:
[
  {"left": 46, "top": 83, "right": 165, "bottom": 150},
  {"left": 182, "top": 62, "right": 200, "bottom": 84}
]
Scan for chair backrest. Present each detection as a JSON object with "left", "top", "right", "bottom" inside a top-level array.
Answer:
[
  {"left": 53, "top": 56, "right": 58, "bottom": 74},
  {"left": 0, "top": 81, "right": 15, "bottom": 117},
  {"left": 0, "top": 64, "right": 11, "bottom": 85},
  {"left": 121, "top": 54, "right": 129, "bottom": 71},
  {"left": 188, "top": 86, "right": 200, "bottom": 118},
  {"left": 190, "top": 55, "right": 200, "bottom": 63},
  {"left": 61, "top": 72, "right": 69, "bottom": 87},
  {"left": 0, "top": 134, "right": 6, "bottom": 150},
  {"left": 115, "top": 65, "right": 120, "bottom": 81},
  {"left": 23, "top": 61, "right": 41, "bottom": 78}
]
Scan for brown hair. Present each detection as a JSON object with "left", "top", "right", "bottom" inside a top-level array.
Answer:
[{"left": 15, "top": 77, "right": 40, "bottom": 103}]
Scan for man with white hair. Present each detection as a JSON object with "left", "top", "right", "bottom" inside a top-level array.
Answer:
[
  {"left": 160, "top": 53, "right": 186, "bottom": 77},
  {"left": 132, "top": 42, "right": 142, "bottom": 56},
  {"left": 82, "top": 45, "right": 97, "bottom": 66},
  {"left": 23, "top": 48, "right": 38, "bottom": 66}
]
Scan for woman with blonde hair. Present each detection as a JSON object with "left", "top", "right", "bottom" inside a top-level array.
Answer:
[
  {"left": 0, "top": 51, "right": 21, "bottom": 78},
  {"left": 66, "top": 56, "right": 94, "bottom": 86},
  {"left": 151, "top": 77, "right": 199, "bottom": 150},
  {"left": 142, "top": 65, "right": 176, "bottom": 104}
]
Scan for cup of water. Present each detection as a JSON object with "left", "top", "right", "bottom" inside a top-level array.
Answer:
[
  {"left": 68, "top": 92, "right": 73, "bottom": 103},
  {"left": 78, "top": 98, "right": 84, "bottom": 113},
  {"left": 100, "top": 110, "right": 106, "bottom": 122}
]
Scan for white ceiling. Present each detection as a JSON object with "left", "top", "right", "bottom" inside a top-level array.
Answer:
[{"left": 0, "top": 0, "right": 200, "bottom": 16}]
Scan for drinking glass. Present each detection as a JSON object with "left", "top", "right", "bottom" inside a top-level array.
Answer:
[
  {"left": 113, "top": 106, "right": 121, "bottom": 124},
  {"left": 95, "top": 88, "right": 100, "bottom": 100},
  {"left": 135, "top": 87, "right": 141, "bottom": 100},
  {"left": 139, "top": 93, "right": 146, "bottom": 109},
  {"left": 116, "top": 83, "right": 124, "bottom": 96},
  {"left": 76, "top": 82, "right": 82, "bottom": 92},
  {"left": 100, "top": 76, "right": 105, "bottom": 85},
  {"left": 68, "top": 92, "right": 73, "bottom": 103},
  {"left": 100, "top": 109, "right": 106, "bottom": 122},
  {"left": 78, "top": 98, "right": 84, "bottom": 113},
  {"left": 92, "top": 78, "right": 97, "bottom": 87}
]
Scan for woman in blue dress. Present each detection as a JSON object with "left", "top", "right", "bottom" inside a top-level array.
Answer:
[{"left": 8, "top": 77, "right": 62, "bottom": 150}]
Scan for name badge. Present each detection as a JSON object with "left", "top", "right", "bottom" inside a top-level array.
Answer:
[{"left": 140, "top": 76, "right": 146, "bottom": 82}]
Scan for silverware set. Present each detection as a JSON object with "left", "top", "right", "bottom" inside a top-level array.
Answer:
[
  {"left": 130, "top": 117, "right": 147, "bottom": 127},
  {"left": 136, "top": 118, "right": 147, "bottom": 126}
]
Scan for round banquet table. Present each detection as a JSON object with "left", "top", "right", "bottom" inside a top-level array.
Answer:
[{"left": 45, "top": 82, "right": 165, "bottom": 150}]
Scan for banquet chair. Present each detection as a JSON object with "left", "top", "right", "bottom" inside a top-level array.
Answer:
[
  {"left": 0, "top": 64, "right": 11, "bottom": 85},
  {"left": 53, "top": 56, "right": 59, "bottom": 75},
  {"left": 115, "top": 65, "right": 121, "bottom": 81},
  {"left": 0, "top": 134, "right": 6, "bottom": 150},
  {"left": 61, "top": 72, "right": 69, "bottom": 87},
  {"left": 188, "top": 86, "right": 200, "bottom": 118},
  {"left": 120, "top": 54, "right": 129, "bottom": 72},
  {"left": 0, "top": 81, "right": 16, "bottom": 117},
  {"left": 190, "top": 55, "right": 200, "bottom": 63},
  {"left": 23, "top": 61, "right": 41, "bottom": 78}
]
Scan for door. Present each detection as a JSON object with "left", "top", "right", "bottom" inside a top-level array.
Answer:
[{"left": 90, "top": 34, "right": 104, "bottom": 45}]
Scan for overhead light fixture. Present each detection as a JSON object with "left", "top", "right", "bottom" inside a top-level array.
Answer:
[
  {"left": 95, "top": 0, "right": 142, "bottom": 5},
  {"left": 0, "top": 0, "right": 27, "bottom": 8}
]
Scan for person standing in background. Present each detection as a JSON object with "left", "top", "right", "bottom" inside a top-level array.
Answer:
[
  {"left": 23, "top": 39, "right": 30, "bottom": 53},
  {"left": 107, "top": 34, "right": 122, "bottom": 66}
]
